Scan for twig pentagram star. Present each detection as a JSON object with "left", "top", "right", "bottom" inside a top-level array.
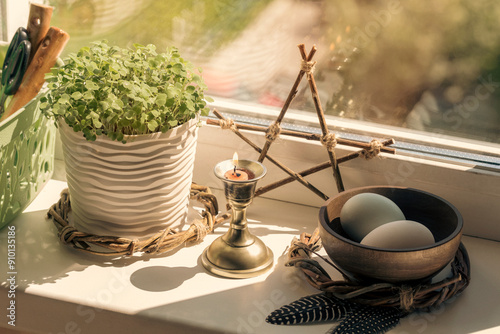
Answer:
[{"left": 208, "top": 44, "right": 395, "bottom": 200}]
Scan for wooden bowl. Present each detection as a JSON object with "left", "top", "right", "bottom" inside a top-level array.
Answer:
[{"left": 319, "top": 186, "right": 463, "bottom": 283}]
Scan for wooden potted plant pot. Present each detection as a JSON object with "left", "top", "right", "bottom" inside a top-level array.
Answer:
[{"left": 41, "top": 41, "right": 211, "bottom": 238}]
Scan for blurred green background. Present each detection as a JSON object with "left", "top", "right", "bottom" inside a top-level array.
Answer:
[
  {"left": 47, "top": 0, "right": 272, "bottom": 56},
  {"left": 3, "top": 0, "right": 499, "bottom": 143},
  {"left": 0, "top": 43, "right": 7, "bottom": 66}
]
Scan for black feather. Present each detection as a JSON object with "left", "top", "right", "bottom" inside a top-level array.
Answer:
[
  {"left": 328, "top": 304, "right": 402, "bottom": 334},
  {"left": 266, "top": 293, "right": 351, "bottom": 325},
  {"left": 267, "top": 292, "right": 404, "bottom": 334}
]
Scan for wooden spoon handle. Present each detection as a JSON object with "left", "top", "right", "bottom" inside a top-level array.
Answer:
[
  {"left": 1, "top": 27, "right": 69, "bottom": 121},
  {"left": 27, "top": 3, "right": 54, "bottom": 63}
]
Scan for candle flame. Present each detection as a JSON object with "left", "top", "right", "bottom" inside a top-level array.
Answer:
[{"left": 232, "top": 152, "right": 239, "bottom": 167}]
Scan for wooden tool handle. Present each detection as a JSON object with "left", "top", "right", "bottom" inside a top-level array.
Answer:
[
  {"left": 27, "top": 3, "right": 54, "bottom": 63},
  {"left": 1, "top": 27, "right": 69, "bottom": 121}
]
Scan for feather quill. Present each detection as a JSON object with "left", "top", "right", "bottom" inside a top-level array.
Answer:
[
  {"left": 267, "top": 292, "right": 403, "bottom": 334},
  {"left": 266, "top": 293, "right": 351, "bottom": 325},
  {"left": 328, "top": 304, "right": 402, "bottom": 334}
]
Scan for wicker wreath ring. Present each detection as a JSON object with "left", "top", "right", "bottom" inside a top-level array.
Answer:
[
  {"left": 286, "top": 230, "right": 471, "bottom": 313},
  {"left": 47, "top": 183, "right": 230, "bottom": 256}
]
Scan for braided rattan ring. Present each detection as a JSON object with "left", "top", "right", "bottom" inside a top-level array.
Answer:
[
  {"left": 47, "top": 183, "right": 230, "bottom": 257},
  {"left": 286, "top": 230, "right": 470, "bottom": 313}
]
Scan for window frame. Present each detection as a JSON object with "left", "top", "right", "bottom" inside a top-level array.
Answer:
[
  {"left": 0, "top": 0, "right": 7, "bottom": 41},
  {"left": 210, "top": 97, "right": 500, "bottom": 163},
  {"left": 3, "top": 0, "right": 30, "bottom": 41}
]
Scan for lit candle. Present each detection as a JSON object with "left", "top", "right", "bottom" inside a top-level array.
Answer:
[{"left": 224, "top": 152, "right": 255, "bottom": 181}]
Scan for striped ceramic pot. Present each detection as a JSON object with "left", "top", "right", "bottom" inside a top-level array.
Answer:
[{"left": 59, "top": 119, "right": 199, "bottom": 238}]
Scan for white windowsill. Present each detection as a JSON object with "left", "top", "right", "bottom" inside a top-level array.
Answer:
[
  {"left": 2, "top": 116, "right": 498, "bottom": 333},
  {"left": 0, "top": 172, "right": 499, "bottom": 334}
]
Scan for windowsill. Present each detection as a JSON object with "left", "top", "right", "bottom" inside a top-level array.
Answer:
[
  {"left": 2, "top": 125, "right": 500, "bottom": 333},
  {"left": 1, "top": 173, "right": 500, "bottom": 333}
]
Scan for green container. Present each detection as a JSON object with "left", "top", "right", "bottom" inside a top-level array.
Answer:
[{"left": 0, "top": 92, "right": 56, "bottom": 228}]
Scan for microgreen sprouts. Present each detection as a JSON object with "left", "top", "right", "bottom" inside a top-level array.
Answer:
[{"left": 40, "top": 40, "right": 211, "bottom": 142}]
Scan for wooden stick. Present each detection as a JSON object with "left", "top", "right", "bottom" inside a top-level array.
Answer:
[
  {"left": 301, "top": 44, "right": 345, "bottom": 193},
  {"left": 213, "top": 109, "right": 329, "bottom": 201},
  {"left": 26, "top": 3, "right": 54, "bottom": 63},
  {"left": 206, "top": 118, "right": 396, "bottom": 154},
  {"left": 1, "top": 27, "right": 69, "bottom": 121},
  {"left": 257, "top": 44, "right": 316, "bottom": 163},
  {"left": 255, "top": 139, "right": 394, "bottom": 197}
]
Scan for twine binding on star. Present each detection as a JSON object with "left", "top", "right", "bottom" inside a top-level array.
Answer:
[
  {"left": 265, "top": 121, "right": 282, "bottom": 142},
  {"left": 361, "top": 139, "right": 383, "bottom": 160},
  {"left": 320, "top": 133, "right": 337, "bottom": 152},
  {"left": 219, "top": 118, "right": 238, "bottom": 132},
  {"left": 301, "top": 59, "right": 317, "bottom": 78}
]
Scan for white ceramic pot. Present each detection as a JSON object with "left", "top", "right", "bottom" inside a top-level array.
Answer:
[{"left": 59, "top": 119, "right": 199, "bottom": 238}]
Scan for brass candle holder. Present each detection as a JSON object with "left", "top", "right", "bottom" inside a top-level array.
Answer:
[{"left": 202, "top": 159, "right": 274, "bottom": 278}]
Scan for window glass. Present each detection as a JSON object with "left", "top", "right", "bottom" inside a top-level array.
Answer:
[
  {"left": 1, "top": 0, "right": 30, "bottom": 64},
  {"left": 40, "top": 0, "right": 500, "bottom": 145},
  {"left": 0, "top": 0, "right": 7, "bottom": 41}
]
